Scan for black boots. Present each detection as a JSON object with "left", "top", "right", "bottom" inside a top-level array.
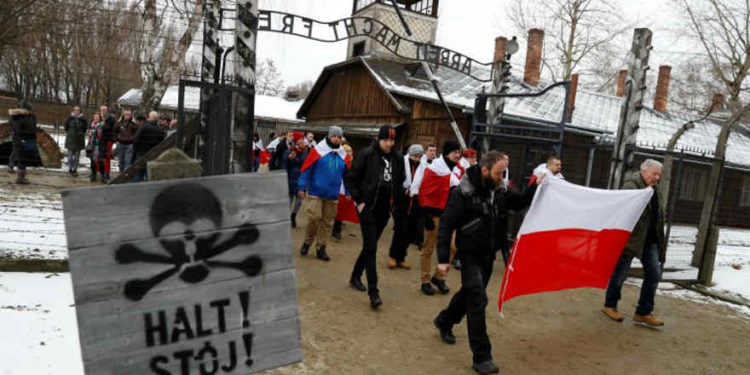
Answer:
[
  {"left": 316, "top": 245, "right": 330, "bottom": 261},
  {"left": 452, "top": 258, "right": 462, "bottom": 270},
  {"left": 331, "top": 220, "right": 343, "bottom": 240},
  {"left": 15, "top": 170, "right": 30, "bottom": 185},
  {"left": 431, "top": 276, "right": 450, "bottom": 294},
  {"left": 472, "top": 360, "right": 500, "bottom": 374},
  {"left": 369, "top": 294, "right": 383, "bottom": 310},
  {"left": 421, "top": 283, "right": 435, "bottom": 296},
  {"left": 433, "top": 317, "right": 456, "bottom": 345},
  {"left": 349, "top": 277, "right": 367, "bottom": 292},
  {"left": 299, "top": 242, "right": 311, "bottom": 256},
  {"left": 300, "top": 243, "right": 330, "bottom": 262}
]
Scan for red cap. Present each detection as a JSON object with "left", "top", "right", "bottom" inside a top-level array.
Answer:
[
  {"left": 463, "top": 148, "right": 477, "bottom": 158},
  {"left": 293, "top": 132, "right": 304, "bottom": 142}
]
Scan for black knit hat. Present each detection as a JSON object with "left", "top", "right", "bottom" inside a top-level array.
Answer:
[
  {"left": 442, "top": 140, "right": 460, "bottom": 157},
  {"left": 378, "top": 125, "right": 395, "bottom": 140}
]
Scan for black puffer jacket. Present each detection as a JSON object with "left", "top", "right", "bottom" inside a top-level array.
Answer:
[
  {"left": 437, "top": 165, "right": 536, "bottom": 263},
  {"left": 345, "top": 142, "right": 407, "bottom": 211},
  {"left": 9, "top": 109, "right": 37, "bottom": 141}
]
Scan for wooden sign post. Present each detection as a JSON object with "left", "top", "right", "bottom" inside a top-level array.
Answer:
[{"left": 61, "top": 173, "right": 302, "bottom": 374}]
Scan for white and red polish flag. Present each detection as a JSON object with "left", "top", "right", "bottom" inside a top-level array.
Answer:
[
  {"left": 413, "top": 156, "right": 460, "bottom": 210},
  {"left": 498, "top": 177, "right": 653, "bottom": 313},
  {"left": 300, "top": 140, "right": 350, "bottom": 172}
]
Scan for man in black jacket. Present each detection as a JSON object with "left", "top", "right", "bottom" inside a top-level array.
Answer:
[
  {"left": 132, "top": 111, "right": 166, "bottom": 182},
  {"left": 270, "top": 132, "right": 294, "bottom": 170},
  {"left": 345, "top": 125, "right": 406, "bottom": 309},
  {"left": 8, "top": 100, "right": 37, "bottom": 185},
  {"left": 432, "top": 151, "right": 543, "bottom": 374}
]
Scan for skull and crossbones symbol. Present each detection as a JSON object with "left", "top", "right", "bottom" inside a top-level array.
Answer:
[{"left": 115, "top": 183, "right": 263, "bottom": 301}]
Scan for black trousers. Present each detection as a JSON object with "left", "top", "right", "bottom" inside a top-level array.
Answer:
[
  {"left": 351, "top": 196, "right": 391, "bottom": 296},
  {"left": 388, "top": 205, "right": 409, "bottom": 263},
  {"left": 408, "top": 196, "right": 424, "bottom": 246},
  {"left": 435, "top": 252, "right": 494, "bottom": 364}
]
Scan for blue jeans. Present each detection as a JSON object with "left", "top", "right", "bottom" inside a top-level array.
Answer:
[
  {"left": 118, "top": 143, "right": 134, "bottom": 172},
  {"left": 605, "top": 242, "right": 661, "bottom": 316}
]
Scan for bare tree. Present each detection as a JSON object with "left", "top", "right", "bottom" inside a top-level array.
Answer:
[
  {"left": 255, "top": 58, "right": 286, "bottom": 97},
  {"left": 506, "top": 0, "right": 630, "bottom": 89},
  {"left": 284, "top": 80, "right": 313, "bottom": 99},
  {"left": 138, "top": 0, "right": 204, "bottom": 110},
  {"left": 0, "top": 0, "right": 141, "bottom": 107},
  {"left": 677, "top": 0, "right": 750, "bottom": 268}
]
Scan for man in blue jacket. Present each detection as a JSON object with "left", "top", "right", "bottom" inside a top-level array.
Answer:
[{"left": 298, "top": 126, "right": 349, "bottom": 261}]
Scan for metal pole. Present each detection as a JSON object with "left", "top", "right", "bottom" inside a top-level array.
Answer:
[
  {"left": 585, "top": 146, "right": 596, "bottom": 186},
  {"left": 665, "top": 149, "right": 684, "bottom": 246},
  {"left": 420, "top": 62, "right": 466, "bottom": 149}
]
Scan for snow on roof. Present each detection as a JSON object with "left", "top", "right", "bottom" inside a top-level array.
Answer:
[
  {"left": 358, "top": 57, "right": 750, "bottom": 167},
  {"left": 117, "top": 86, "right": 304, "bottom": 123}
]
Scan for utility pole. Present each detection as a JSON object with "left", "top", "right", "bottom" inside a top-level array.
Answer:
[
  {"left": 234, "top": 0, "right": 259, "bottom": 173},
  {"left": 608, "top": 28, "right": 652, "bottom": 189}
]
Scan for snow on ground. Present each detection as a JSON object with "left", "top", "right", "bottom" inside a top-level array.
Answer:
[
  {"left": 626, "top": 279, "right": 750, "bottom": 319},
  {"left": 0, "top": 272, "right": 83, "bottom": 375},
  {"left": 641, "top": 226, "right": 750, "bottom": 300},
  {"left": 0, "top": 188, "right": 67, "bottom": 260}
]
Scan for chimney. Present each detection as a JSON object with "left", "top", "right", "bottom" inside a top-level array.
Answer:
[
  {"left": 710, "top": 93, "right": 725, "bottom": 112},
  {"left": 653, "top": 65, "right": 672, "bottom": 113},
  {"left": 616, "top": 69, "right": 627, "bottom": 97},
  {"left": 494, "top": 36, "right": 507, "bottom": 63},
  {"left": 566, "top": 73, "right": 579, "bottom": 122},
  {"left": 523, "top": 29, "right": 544, "bottom": 86}
]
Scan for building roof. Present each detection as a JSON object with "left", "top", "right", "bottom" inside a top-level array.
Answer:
[
  {"left": 117, "top": 86, "right": 304, "bottom": 124},
  {"left": 300, "top": 56, "right": 750, "bottom": 167}
]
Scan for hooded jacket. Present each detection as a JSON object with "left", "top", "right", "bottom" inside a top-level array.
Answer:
[
  {"left": 436, "top": 165, "right": 536, "bottom": 263},
  {"left": 298, "top": 138, "right": 349, "bottom": 200}
]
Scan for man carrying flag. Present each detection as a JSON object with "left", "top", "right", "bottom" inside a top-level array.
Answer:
[
  {"left": 433, "top": 151, "right": 540, "bottom": 374},
  {"left": 346, "top": 125, "right": 406, "bottom": 309},
  {"left": 602, "top": 159, "right": 666, "bottom": 327},
  {"left": 527, "top": 155, "right": 564, "bottom": 186},
  {"left": 298, "top": 126, "right": 350, "bottom": 262},
  {"left": 411, "top": 140, "right": 462, "bottom": 296}
]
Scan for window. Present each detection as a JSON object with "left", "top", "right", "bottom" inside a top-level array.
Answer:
[
  {"left": 352, "top": 42, "right": 366, "bottom": 57},
  {"left": 678, "top": 167, "right": 708, "bottom": 201},
  {"left": 741, "top": 176, "right": 750, "bottom": 207}
]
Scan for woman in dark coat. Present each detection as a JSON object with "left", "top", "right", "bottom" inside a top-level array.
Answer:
[
  {"left": 87, "top": 114, "right": 105, "bottom": 183},
  {"left": 283, "top": 132, "right": 308, "bottom": 228},
  {"left": 64, "top": 106, "right": 88, "bottom": 176},
  {"left": 8, "top": 100, "right": 37, "bottom": 184}
]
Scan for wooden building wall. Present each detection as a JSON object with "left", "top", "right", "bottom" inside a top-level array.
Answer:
[
  {"left": 401, "top": 97, "right": 469, "bottom": 153},
  {"left": 304, "top": 66, "right": 403, "bottom": 126}
]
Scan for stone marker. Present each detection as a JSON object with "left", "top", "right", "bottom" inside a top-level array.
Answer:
[{"left": 147, "top": 147, "right": 202, "bottom": 181}]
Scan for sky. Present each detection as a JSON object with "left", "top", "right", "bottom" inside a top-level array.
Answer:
[{"left": 254, "top": 0, "right": 696, "bottom": 91}]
